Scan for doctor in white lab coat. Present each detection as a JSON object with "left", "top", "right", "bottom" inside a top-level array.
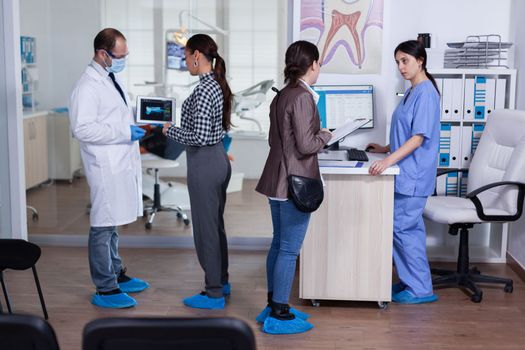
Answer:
[{"left": 69, "top": 28, "right": 149, "bottom": 309}]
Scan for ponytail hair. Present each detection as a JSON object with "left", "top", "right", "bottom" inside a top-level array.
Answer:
[
  {"left": 186, "top": 34, "right": 233, "bottom": 131},
  {"left": 284, "top": 40, "right": 319, "bottom": 87},
  {"left": 394, "top": 40, "right": 440, "bottom": 96}
]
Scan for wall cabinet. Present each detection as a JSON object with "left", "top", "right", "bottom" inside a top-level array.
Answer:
[
  {"left": 47, "top": 112, "right": 82, "bottom": 182},
  {"left": 24, "top": 112, "right": 48, "bottom": 189}
]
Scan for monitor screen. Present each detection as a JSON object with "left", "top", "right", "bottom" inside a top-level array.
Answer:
[
  {"left": 313, "top": 85, "right": 374, "bottom": 130},
  {"left": 136, "top": 96, "right": 175, "bottom": 124},
  {"left": 166, "top": 41, "right": 187, "bottom": 71}
]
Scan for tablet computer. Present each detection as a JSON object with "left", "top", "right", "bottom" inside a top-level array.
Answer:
[{"left": 136, "top": 96, "right": 176, "bottom": 124}]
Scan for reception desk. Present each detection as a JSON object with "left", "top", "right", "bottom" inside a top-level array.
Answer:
[{"left": 299, "top": 154, "right": 399, "bottom": 308}]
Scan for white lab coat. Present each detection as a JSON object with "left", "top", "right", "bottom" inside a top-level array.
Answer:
[{"left": 69, "top": 61, "right": 143, "bottom": 227}]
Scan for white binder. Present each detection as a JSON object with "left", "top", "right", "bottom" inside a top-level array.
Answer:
[
  {"left": 461, "top": 125, "right": 473, "bottom": 168},
  {"left": 495, "top": 78, "right": 507, "bottom": 109},
  {"left": 441, "top": 79, "right": 454, "bottom": 120},
  {"left": 485, "top": 78, "right": 496, "bottom": 118},
  {"left": 471, "top": 124, "right": 484, "bottom": 154},
  {"left": 460, "top": 171, "right": 469, "bottom": 197},
  {"left": 437, "top": 171, "right": 459, "bottom": 196},
  {"left": 439, "top": 123, "right": 461, "bottom": 168},
  {"left": 450, "top": 78, "right": 463, "bottom": 121},
  {"left": 463, "top": 78, "right": 475, "bottom": 120},
  {"left": 474, "top": 76, "right": 487, "bottom": 120}
]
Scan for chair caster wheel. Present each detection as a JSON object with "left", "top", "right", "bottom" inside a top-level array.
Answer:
[
  {"left": 378, "top": 301, "right": 389, "bottom": 310},
  {"left": 32, "top": 213, "right": 39, "bottom": 222},
  {"left": 145, "top": 222, "right": 152, "bottom": 229},
  {"left": 471, "top": 293, "right": 482, "bottom": 303},
  {"left": 183, "top": 219, "right": 190, "bottom": 226},
  {"left": 177, "top": 212, "right": 182, "bottom": 219},
  {"left": 504, "top": 283, "right": 513, "bottom": 293},
  {"left": 470, "top": 266, "right": 480, "bottom": 274},
  {"left": 311, "top": 299, "right": 320, "bottom": 307}
]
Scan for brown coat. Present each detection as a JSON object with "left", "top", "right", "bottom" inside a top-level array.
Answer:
[{"left": 256, "top": 83, "right": 332, "bottom": 198}]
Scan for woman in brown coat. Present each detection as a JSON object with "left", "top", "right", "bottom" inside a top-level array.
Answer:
[{"left": 255, "top": 41, "right": 331, "bottom": 334}]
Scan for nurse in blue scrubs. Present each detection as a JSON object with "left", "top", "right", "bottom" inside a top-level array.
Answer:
[{"left": 366, "top": 40, "right": 440, "bottom": 304}]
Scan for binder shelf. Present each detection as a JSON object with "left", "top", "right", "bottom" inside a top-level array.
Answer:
[{"left": 416, "top": 68, "right": 516, "bottom": 263}]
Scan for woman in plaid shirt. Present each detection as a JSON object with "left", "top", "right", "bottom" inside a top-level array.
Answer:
[{"left": 163, "top": 34, "right": 233, "bottom": 310}]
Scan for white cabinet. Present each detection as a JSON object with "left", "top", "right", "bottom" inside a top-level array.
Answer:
[
  {"left": 47, "top": 112, "right": 82, "bottom": 182},
  {"left": 424, "top": 68, "right": 517, "bottom": 263},
  {"left": 24, "top": 112, "right": 49, "bottom": 189}
]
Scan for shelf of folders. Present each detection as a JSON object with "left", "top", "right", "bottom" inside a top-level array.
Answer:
[
  {"left": 444, "top": 34, "right": 512, "bottom": 68},
  {"left": 21, "top": 36, "right": 38, "bottom": 110}
]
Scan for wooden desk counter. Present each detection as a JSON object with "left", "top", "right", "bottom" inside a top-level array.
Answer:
[{"left": 300, "top": 154, "right": 399, "bottom": 308}]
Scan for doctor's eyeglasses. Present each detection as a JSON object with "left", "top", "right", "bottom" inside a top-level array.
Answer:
[{"left": 100, "top": 49, "right": 129, "bottom": 60}]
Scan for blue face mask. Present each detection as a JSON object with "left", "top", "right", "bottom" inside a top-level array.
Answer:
[{"left": 103, "top": 50, "right": 127, "bottom": 73}]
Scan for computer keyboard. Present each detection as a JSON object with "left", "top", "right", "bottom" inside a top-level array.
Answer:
[{"left": 347, "top": 149, "right": 369, "bottom": 162}]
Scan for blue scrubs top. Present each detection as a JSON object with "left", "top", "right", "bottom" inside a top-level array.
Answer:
[{"left": 390, "top": 80, "right": 440, "bottom": 197}]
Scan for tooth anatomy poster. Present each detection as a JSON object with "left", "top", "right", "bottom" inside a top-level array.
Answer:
[{"left": 300, "top": 0, "right": 384, "bottom": 74}]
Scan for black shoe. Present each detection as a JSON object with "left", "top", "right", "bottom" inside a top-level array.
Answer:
[
  {"left": 117, "top": 267, "right": 132, "bottom": 283},
  {"left": 270, "top": 300, "right": 295, "bottom": 321}
]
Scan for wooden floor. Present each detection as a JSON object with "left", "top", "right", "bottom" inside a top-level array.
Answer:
[
  {"left": 3, "top": 246, "right": 525, "bottom": 349},
  {"left": 26, "top": 178, "right": 272, "bottom": 237}
]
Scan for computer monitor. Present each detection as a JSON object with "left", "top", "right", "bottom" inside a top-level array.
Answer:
[
  {"left": 313, "top": 85, "right": 374, "bottom": 130},
  {"left": 166, "top": 41, "right": 187, "bottom": 71}
]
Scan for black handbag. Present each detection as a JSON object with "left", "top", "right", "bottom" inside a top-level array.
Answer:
[
  {"left": 287, "top": 174, "right": 324, "bottom": 213},
  {"left": 273, "top": 88, "right": 324, "bottom": 213}
]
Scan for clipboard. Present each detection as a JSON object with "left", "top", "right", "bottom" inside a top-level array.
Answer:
[{"left": 326, "top": 118, "right": 372, "bottom": 146}]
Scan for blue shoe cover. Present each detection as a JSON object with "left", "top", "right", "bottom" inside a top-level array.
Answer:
[
  {"left": 183, "top": 293, "right": 225, "bottom": 309},
  {"left": 255, "top": 306, "right": 310, "bottom": 323},
  {"left": 262, "top": 315, "right": 314, "bottom": 334},
  {"left": 91, "top": 292, "right": 136, "bottom": 308},
  {"left": 223, "top": 282, "right": 231, "bottom": 296},
  {"left": 392, "top": 290, "right": 438, "bottom": 304},
  {"left": 391, "top": 282, "right": 405, "bottom": 295},
  {"left": 119, "top": 277, "right": 150, "bottom": 293},
  {"left": 255, "top": 306, "right": 271, "bottom": 323}
]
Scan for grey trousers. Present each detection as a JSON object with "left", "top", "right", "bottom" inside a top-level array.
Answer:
[
  {"left": 88, "top": 226, "right": 122, "bottom": 292},
  {"left": 186, "top": 142, "right": 231, "bottom": 297}
]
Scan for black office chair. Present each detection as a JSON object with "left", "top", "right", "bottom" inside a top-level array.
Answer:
[
  {"left": 0, "top": 314, "right": 59, "bottom": 350},
  {"left": 0, "top": 239, "right": 48, "bottom": 319},
  {"left": 83, "top": 317, "right": 256, "bottom": 350}
]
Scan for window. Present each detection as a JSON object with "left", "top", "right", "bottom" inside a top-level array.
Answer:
[{"left": 102, "top": 0, "right": 283, "bottom": 133}]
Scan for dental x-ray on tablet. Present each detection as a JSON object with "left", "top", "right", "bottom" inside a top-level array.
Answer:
[{"left": 136, "top": 96, "right": 176, "bottom": 124}]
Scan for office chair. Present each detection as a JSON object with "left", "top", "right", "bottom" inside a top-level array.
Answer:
[
  {"left": 0, "top": 239, "right": 48, "bottom": 319},
  {"left": 0, "top": 314, "right": 59, "bottom": 350},
  {"left": 141, "top": 128, "right": 190, "bottom": 229},
  {"left": 424, "top": 109, "right": 525, "bottom": 302},
  {"left": 82, "top": 317, "right": 256, "bottom": 350}
]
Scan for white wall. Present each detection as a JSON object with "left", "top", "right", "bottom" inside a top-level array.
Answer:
[
  {"left": 20, "top": 0, "right": 101, "bottom": 110},
  {"left": 507, "top": 0, "right": 525, "bottom": 269}
]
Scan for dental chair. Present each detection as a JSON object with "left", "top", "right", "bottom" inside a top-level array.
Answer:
[
  {"left": 140, "top": 127, "right": 190, "bottom": 229},
  {"left": 232, "top": 79, "right": 274, "bottom": 134}
]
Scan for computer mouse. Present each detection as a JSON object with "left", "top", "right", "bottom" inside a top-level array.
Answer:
[{"left": 365, "top": 146, "right": 374, "bottom": 152}]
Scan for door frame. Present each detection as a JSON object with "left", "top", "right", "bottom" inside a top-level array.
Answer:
[{"left": 2, "top": 0, "right": 28, "bottom": 240}]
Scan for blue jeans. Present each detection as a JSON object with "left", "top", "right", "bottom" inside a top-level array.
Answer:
[
  {"left": 266, "top": 199, "right": 311, "bottom": 304},
  {"left": 88, "top": 226, "right": 123, "bottom": 292}
]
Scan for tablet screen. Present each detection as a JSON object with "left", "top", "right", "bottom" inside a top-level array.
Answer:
[{"left": 136, "top": 96, "right": 175, "bottom": 124}]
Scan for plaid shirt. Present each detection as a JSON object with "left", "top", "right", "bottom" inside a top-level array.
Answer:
[{"left": 166, "top": 72, "right": 225, "bottom": 146}]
